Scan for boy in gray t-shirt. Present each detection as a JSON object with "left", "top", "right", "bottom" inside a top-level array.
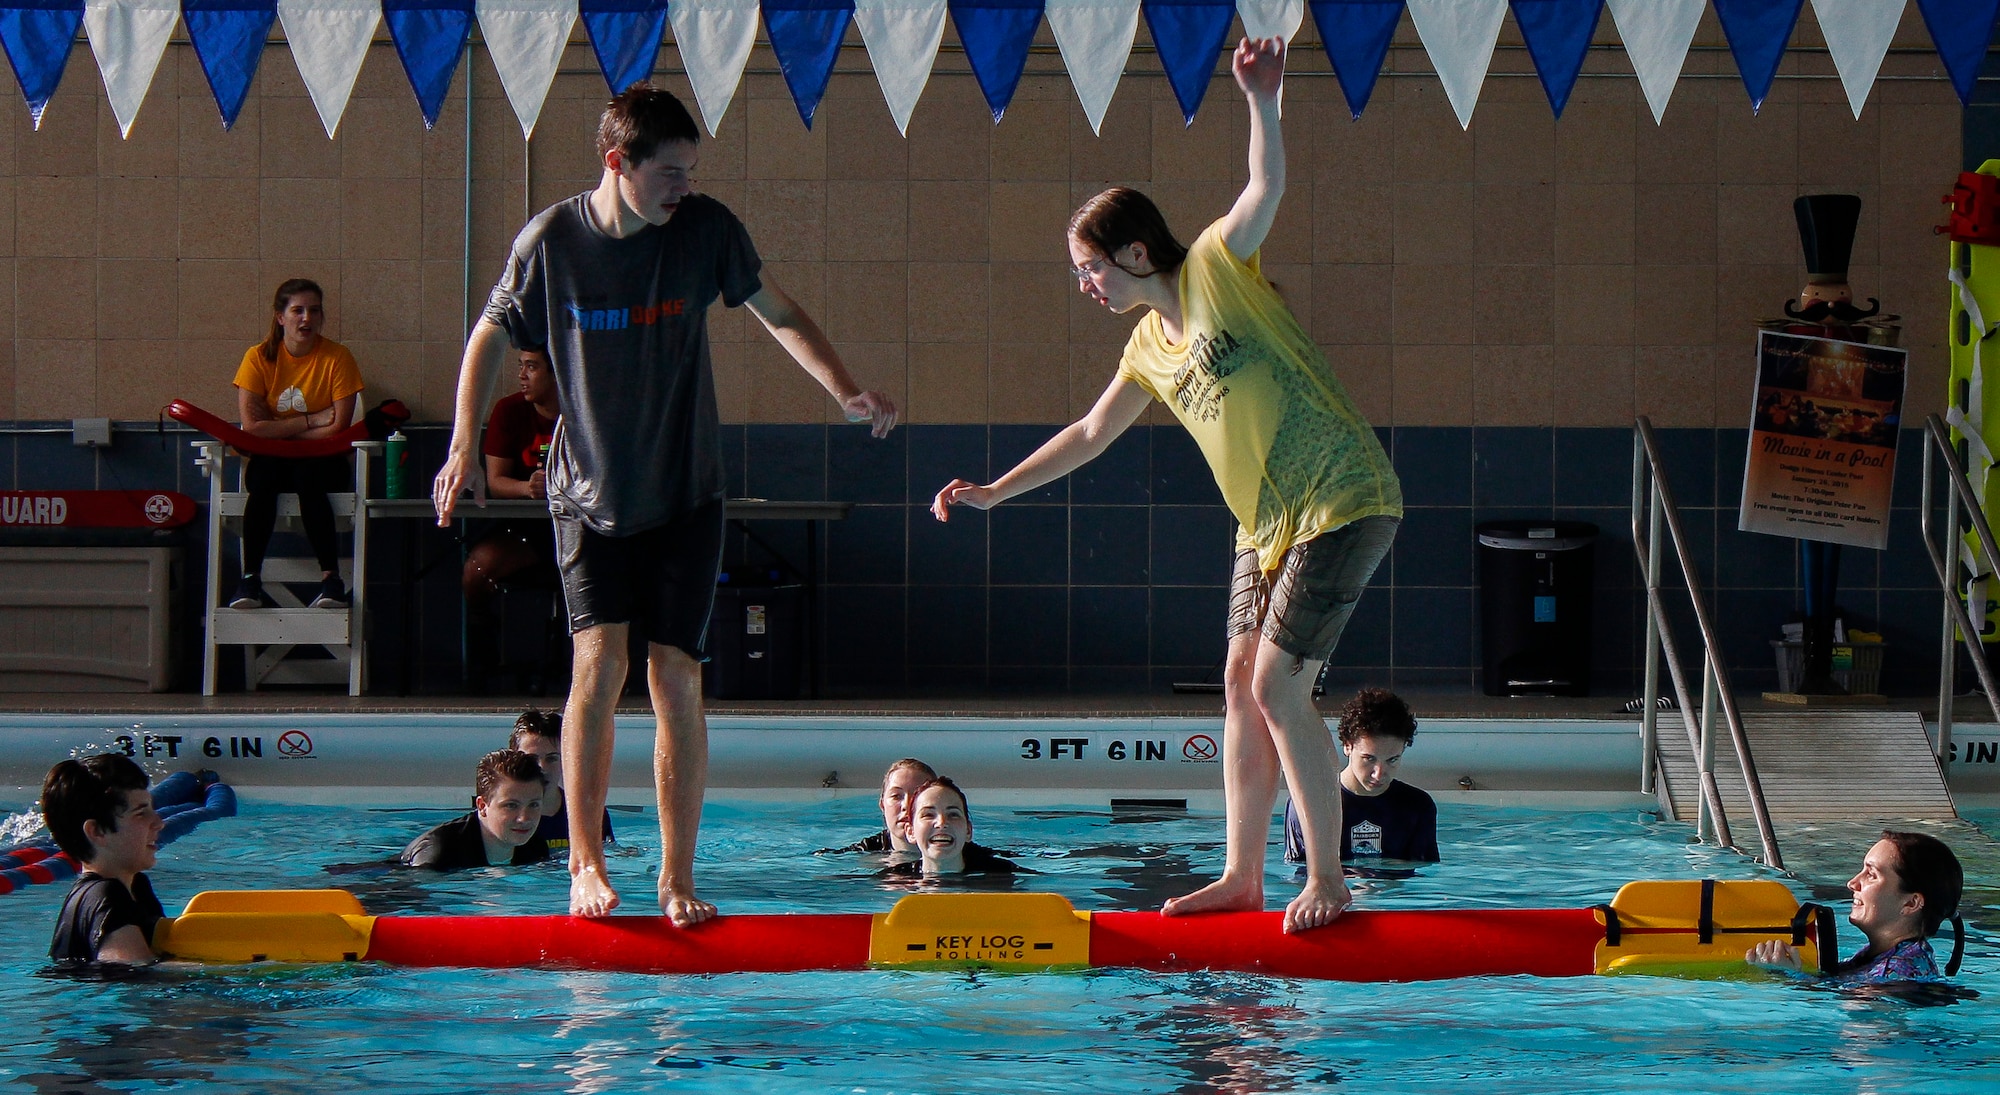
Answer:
[{"left": 434, "top": 85, "right": 898, "bottom": 926}]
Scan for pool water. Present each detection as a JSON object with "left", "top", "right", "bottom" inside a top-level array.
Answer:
[{"left": 0, "top": 794, "right": 1994, "bottom": 1094}]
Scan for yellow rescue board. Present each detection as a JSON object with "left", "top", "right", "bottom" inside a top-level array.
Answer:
[
  {"left": 155, "top": 889, "right": 375, "bottom": 964},
  {"left": 1947, "top": 158, "right": 2000, "bottom": 641},
  {"left": 867, "top": 892, "right": 1092, "bottom": 970},
  {"left": 1594, "top": 879, "right": 1821, "bottom": 975}
]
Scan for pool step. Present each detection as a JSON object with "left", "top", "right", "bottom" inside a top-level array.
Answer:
[{"left": 1653, "top": 709, "right": 1955, "bottom": 827}]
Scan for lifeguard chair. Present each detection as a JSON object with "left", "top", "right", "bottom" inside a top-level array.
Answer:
[{"left": 193, "top": 436, "right": 376, "bottom": 695}]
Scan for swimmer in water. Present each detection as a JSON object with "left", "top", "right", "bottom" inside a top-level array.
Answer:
[
  {"left": 509, "top": 709, "right": 614, "bottom": 856},
  {"left": 400, "top": 750, "right": 551, "bottom": 871},
  {"left": 1283, "top": 688, "right": 1438, "bottom": 867},
  {"left": 43, "top": 754, "right": 166, "bottom": 966},
  {"left": 884, "top": 778, "right": 1022, "bottom": 877},
  {"left": 1747, "top": 831, "right": 1963, "bottom": 983},
  {"left": 818, "top": 758, "right": 935, "bottom": 857}
]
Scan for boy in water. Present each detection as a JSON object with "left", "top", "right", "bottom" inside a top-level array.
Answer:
[
  {"left": 1748, "top": 831, "right": 1963, "bottom": 983},
  {"left": 43, "top": 754, "right": 166, "bottom": 965},
  {"left": 401, "top": 750, "right": 551, "bottom": 870},
  {"left": 1283, "top": 689, "right": 1438, "bottom": 866},
  {"left": 509, "top": 709, "right": 613, "bottom": 856},
  {"left": 884, "top": 778, "right": 1021, "bottom": 877}
]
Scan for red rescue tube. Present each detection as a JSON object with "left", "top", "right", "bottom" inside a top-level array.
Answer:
[
  {"left": 1089, "top": 909, "right": 1603, "bottom": 981},
  {"left": 167, "top": 400, "right": 369, "bottom": 460},
  {"left": 365, "top": 913, "right": 877, "bottom": 974}
]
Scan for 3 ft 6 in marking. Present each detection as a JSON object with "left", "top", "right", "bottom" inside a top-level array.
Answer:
[{"left": 1020, "top": 738, "right": 1167, "bottom": 761}]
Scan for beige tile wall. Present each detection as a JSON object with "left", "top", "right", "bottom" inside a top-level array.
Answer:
[{"left": 3, "top": 8, "right": 1964, "bottom": 428}]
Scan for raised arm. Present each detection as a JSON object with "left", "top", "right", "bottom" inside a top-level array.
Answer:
[
  {"left": 1217, "top": 37, "right": 1287, "bottom": 262},
  {"left": 432, "top": 320, "right": 511, "bottom": 524},
  {"left": 931, "top": 375, "right": 1152, "bottom": 520},
  {"left": 745, "top": 275, "right": 899, "bottom": 438}
]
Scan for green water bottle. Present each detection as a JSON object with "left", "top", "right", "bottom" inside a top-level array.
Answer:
[{"left": 385, "top": 431, "right": 408, "bottom": 498}]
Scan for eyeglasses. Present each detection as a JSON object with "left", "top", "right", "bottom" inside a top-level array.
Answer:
[{"left": 1070, "top": 256, "right": 1112, "bottom": 281}]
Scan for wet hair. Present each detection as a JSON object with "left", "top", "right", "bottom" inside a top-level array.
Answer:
[
  {"left": 1067, "top": 187, "right": 1188, "bottom": 278},
  {"left": 596, "top": 83, "right": 701, "bottom": 166},
  {"left": 914, "top": 777, "right": 970, "bottom": 823},
  {"left": 41, "top": 754, "right": 150, "bottom": 863},
  {"left": 1336, "top": 688, "right": 1417, "bottom": 749},
  {"left": 475, "top": 749, "right": 547, "bottom": 801},
  {"left": 509, "top": 709, "right": 562, "bottom": 751},
  {"left": 259, "top": 278, "right": 324, "bottom": 363},
  {"left": 882, "top": 758, "right": 937, "bottom": 789},
  {"left": 1880, "top": 830, "right": 1962, "bottom": 937}
]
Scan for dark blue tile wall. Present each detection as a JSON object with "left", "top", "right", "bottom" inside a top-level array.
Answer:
[{"left": 16, "top": 422, "right": 1959, "bottom": 696}]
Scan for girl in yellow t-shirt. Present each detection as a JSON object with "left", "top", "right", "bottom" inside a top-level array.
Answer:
[
  {"left": 932, "top": 38, "right": 1401, "bottom": 937},
  {"left": 228, "top": 278, "right": 365, "bottom": 611}
]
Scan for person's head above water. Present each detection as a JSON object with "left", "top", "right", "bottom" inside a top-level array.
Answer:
[
  {"left": 509, "top": 709, "right": 565, "bottom": 798},
  {"left": 474, "top": 749, "right": 547, "bottom": 852},
  {"left": 879, "top": 758, "right": 937, "bottom": 855},
  {"left": 595, "top": 83, "right": 700, "bottom": 228},
  {"left": 908, "top": 777, "right": 973, "bottom": 875},
  {"left": 1858, "top": 831, "right": 1962, "bottom": 943},
  {"left": 41, "top": 754, "right": 161, "bottom": 879},
  {"left": 1336, "top": 688, "right": 1416, "bottom": 798}
]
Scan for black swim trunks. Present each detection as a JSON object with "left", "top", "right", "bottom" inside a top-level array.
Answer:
[{"left": 555, "top": 497, "right": 726, "bottom": 654}]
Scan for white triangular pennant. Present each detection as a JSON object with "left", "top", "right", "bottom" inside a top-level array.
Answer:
[
  {"left": 1605, "top": 0, "right": 1704, "bottom": 125},
  {"left": 1810, "top": 0, "right": 1905, "bottom": 119},
  {"left": 1236, "top": 0, "right": 1303, "bottom": 41},
  {"left": 83, "top": 0, "right": 178, "bottom": 138},
  {"left": 854, "top": 0, "right": 947, "bottom": 136},
  {"left": 1047, "top": 0, "right": 1140, "bottom": 136},
  {"left": 277, "top": 0, "right": 381, "bottom": 138},
  {"left": 478, "top": 0, "right": 578, "bottom": 138},
  {"left": 668, "top": 0, "right": 759, "bottom": 136},
  {"left": 1406, "top": 0, "right": 1507, "bottom": 129}
]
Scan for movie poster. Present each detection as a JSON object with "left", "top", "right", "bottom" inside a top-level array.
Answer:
[{"left": 1738, "top": 328, "right": 1908, "bottom": 549}]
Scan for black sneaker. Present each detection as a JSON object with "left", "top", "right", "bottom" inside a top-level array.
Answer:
[
  {"left": 311, "top": 576, "right": 349, "bottom": 609},
  {"left": 228, "top": 575, "right": 264, "bottom": 610}
]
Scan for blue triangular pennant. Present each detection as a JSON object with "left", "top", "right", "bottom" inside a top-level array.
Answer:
[
  {"left": 764, "top": 0, "right": 853, "bottom": 128},
  {"left": 1142, "top": 0, "right": 1234, "bottom": 124},
  {"left": 581, "top": 0, "right": 668, "bottom": 95},
  {"left": 1914, "top": 0, "right": 2000, "bottom": 104},
  {"left": 1711, "top": 0, "right": 1804, "bottom": 111},
  {"left": 1511, "top": 0, "right": 1598, "bottom": 118},
  {"left": 950, "top": 0, "right": 1041, "bottom": 121},
  {"left": 183, "top": 0, "right": 277, "bottom": 129},
  {"left": 1308, "top": 0, "right": 1403, "bottom": 119},
  {"left": 384, "top": 0, "right": 474, "bottom": 128},
  {"left": 0, "top": 0, "right": 82, "bottom": 127}
]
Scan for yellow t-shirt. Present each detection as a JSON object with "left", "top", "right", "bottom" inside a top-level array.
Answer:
[
  {"left": 1117, "top": 222, "right": 1402, "bottom": 571},
  {"left": 232, "top": 339, "right": 364, "bottom": 419}
]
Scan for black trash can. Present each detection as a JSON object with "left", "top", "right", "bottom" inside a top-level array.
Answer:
[
  {"left": 704, "top": 571, "right": 804, "bottom": 700},
  {"left": 1477, "top": 520, "right": 1597, "bottom": 697}
]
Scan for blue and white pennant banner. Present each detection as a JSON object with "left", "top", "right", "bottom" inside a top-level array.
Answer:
[{"left": 0, "top": 0, "right": 1989, "bottom": 138}]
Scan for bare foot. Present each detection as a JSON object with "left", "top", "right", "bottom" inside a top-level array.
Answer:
[
  {"left": 1282, "top": 874, "right": 1351, "bottom": 934},
  {"left": 570, "top": 864, "right": 622, "bottom": 918},
  {"left": 1162, "top": 873, "right": 1264, "bottom": 917},
  {"left": 660, "top": 881, "right": 717, "bottom": 927}
]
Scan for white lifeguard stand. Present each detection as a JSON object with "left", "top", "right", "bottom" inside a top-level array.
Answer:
[{"left": 194, "top": 437, "right": 376, "bottom": 695}]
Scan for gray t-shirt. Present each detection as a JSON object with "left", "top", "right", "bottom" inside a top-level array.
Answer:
[{"left": 484, "top": 191, "right": 762, "bottom": 535}]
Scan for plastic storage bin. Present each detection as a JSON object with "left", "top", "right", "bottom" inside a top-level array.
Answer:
[{"left": 1770, "top": 639, "right": 1883, "bottom": 695}]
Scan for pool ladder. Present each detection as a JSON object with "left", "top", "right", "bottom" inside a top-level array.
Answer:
[{"left": 1632, "top": 418, "right": 1784, "bottom": 869}]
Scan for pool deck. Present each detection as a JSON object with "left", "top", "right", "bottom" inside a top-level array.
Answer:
[{"left": 0, "top": 689, "right": 1990, "bottom": 723}]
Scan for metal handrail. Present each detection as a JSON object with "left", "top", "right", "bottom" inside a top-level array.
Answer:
[
  {"left": 1632, "top": 418, "right": 1784, "bottom": 869},
  {"left": 1920, "top": 414, "right": 2000, "bottom": 768}
]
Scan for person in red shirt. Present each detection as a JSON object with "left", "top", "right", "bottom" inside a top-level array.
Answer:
[{"left": 463, "top": 348, "right": 560, "bottom": 677}]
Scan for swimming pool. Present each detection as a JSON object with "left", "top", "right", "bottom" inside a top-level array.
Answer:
[{"left": 1, "top": 782, "right": 1994, "bottom": 1093}]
